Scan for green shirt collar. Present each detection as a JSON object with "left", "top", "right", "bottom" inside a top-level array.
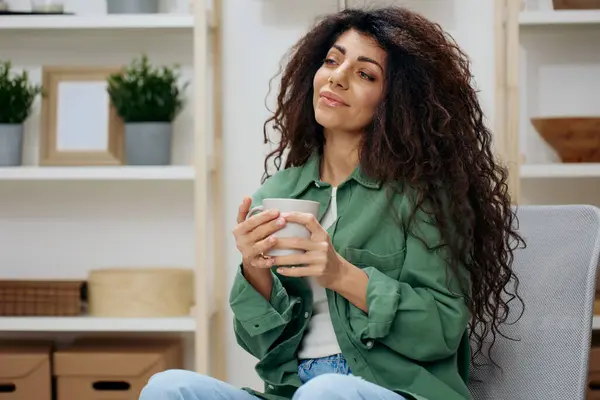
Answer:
[{"left": 290, "top": 151, "right": 381, "bottom": 197}]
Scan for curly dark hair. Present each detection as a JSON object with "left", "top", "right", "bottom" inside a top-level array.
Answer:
[{"left": 261, "top": 6, "right": 525, "bottom": 367}]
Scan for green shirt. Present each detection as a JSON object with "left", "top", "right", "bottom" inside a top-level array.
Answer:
[{"left": 229, "top": 153, "right": 472, "bottom": 400}]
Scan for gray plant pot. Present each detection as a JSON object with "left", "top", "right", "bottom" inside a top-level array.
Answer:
[
  {"left": 106, "top": 0, "right": 159, "bottom": 14},
  {"left": 0, "top": 124, "right": 24, "bottom": 167},
  {"left": 124, "top": 122, "right": 172, "bottom": 166}
]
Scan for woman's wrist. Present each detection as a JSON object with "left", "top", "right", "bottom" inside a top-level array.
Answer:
[
  {"left": 329, "top": 259, "right": 369, "bottom": 313},
  {"left": 242, "top": 263, "right": 273, "bottom": 300},
  {"left": 242, "top": 261, "right": 271, "bottom": 278}
]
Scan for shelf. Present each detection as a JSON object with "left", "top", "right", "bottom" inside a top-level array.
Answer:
[
  {"left": 0, "top": 14, "right": 201, "bottom": 30},
  {"left": 520, "top": 10, "right": 600, "bottom": 26},
  {"left": 521, "top": 163, "right": 600, "bottom": 179},
  {"left": 0, "top": 316, "right": 195, "bottom": 332},
  {"left": 0, "top": 166, "right": 194, "bottom": 181}
]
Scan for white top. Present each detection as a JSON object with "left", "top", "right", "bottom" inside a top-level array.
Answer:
[{"left": 298, "top": 187, "right": 342, "bottom": 359}]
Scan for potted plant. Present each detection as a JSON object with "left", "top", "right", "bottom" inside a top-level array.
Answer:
[
  {"left": 107, "top": 54, "right": 187, "bottom": 166},
  {"left": 0, "top": 61, "right": 42, "bottom": 167}
]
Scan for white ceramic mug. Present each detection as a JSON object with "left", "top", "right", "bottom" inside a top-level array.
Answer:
[{"left": 248, "top": 198, "right": 320, "bottom": 256}]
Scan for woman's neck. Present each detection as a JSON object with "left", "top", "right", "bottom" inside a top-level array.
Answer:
[{"left": 320, "top": 130, "right": 361, "bottom": 187}]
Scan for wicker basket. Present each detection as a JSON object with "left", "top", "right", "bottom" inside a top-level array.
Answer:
[
  {"left": 0, "top": 280, "right": 84, "bottom": 316},
  {"left": 553, "top": 0, "right": 600, "bottom": 9}
]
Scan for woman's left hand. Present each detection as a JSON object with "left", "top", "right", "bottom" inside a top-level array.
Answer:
[{"left": 271, "top": 212, "right": 346, "bottom": 289}]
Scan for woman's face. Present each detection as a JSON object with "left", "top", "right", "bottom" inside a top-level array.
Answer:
[{"left": 313, "top": 29, "right": 387, "bottom": 134}]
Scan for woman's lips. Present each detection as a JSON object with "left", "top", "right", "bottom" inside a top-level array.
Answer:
[{"left": 319, "top": 91, "right": 349, "bottom": 107}]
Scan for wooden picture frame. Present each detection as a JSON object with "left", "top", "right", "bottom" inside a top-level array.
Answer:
[{"left": 40, "top": 66, "right": 125, "bottom": 166}]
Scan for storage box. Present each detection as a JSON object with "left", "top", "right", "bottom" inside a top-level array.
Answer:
[
  {"left": 53, "top": 339, "right": 182, "bottom": 400},
  {"left": 0, "top": 342, "right": 52, "bottom": 400},
  {"left": 88, "top": 268, "right": 194, "bottom": 317},
  {"left": 589, "top": 333, "right": 600, "bottom": 399}
]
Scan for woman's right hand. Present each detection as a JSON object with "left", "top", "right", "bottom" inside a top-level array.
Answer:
[{"left": 233, "top": 197, "right": 286, "bottom": 271}]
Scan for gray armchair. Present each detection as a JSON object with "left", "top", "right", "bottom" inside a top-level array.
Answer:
[{"left": 469, "top": 205, "right": 600, "bottom": 400}]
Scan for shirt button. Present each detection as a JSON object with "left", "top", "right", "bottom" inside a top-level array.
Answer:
[
  {"left": 366, "top": 340, "right": 374, "bottom": 348},
  {"left": 304, "top": 312, "right": 309, "bottom": 318},
  {"left": 268, "top": 385, "right": 274, "bottom": 390}
]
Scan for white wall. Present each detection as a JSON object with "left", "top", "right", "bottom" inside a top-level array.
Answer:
[
  {"left": 519, "top": 0, "right": 600, "bottom": 206},
  {"left": 221, "top": 0, "right": 497, "bottom": 389}
]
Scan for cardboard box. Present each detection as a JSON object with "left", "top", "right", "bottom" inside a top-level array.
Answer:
[
  {"left": 0, "top": 342, "right": 52, "bottom": 400},
  {"left": 53, "top": 339, "right": 182, "bottom": 400},
  {"left": 589, "top": 333, "right": 600, "bottom": 399}
]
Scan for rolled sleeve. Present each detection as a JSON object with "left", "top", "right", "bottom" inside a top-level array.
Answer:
[
  {"left": 362, "top": 267, "right": 402, "bottom": 339},
  {"left": 229, "top": 265, "right": 295, "bottom": 337},
  {"left": 349, "top": 265, "right": 468, "bottom": 361},
  {"left": 345, "top": 194, "right": 471, "bottom": 362}
]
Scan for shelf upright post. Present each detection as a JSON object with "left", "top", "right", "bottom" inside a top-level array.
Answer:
[
  {"left": 495, "top": 0, "right": 522, "bottom": 202},
  {"left": 193, "top": 0, "right": 209, "bottom": 376},
  {"left": 208, "top": 0, "right": 227, "bottom": 382}
]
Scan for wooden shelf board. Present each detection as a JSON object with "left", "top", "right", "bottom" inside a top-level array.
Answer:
[
  {"left": 521, "top": 163, "right": 600, "bottom": 178},
  {"left": 0, "top": 166, "right": 194, "bottom": 181},
  {"left": 520, "top": 10, "right": 600, "bottom": 26},
  {"left": 0, "top": 316, "right": 195, "bottom": 332},
  {"left": 0, "top": 14, "right": 199, "bottom": 30}
]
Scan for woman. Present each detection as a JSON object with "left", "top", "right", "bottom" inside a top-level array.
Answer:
[{"left": 140, "top": 6, "right": 523, "bottom": 400}]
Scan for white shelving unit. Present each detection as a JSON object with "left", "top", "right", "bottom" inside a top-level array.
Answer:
[
  {"left": 0, "top": 0, "right": 225, "bottom": 381},
  {"left": 513, "top": 1, "right": 600, "bottom": 208}
]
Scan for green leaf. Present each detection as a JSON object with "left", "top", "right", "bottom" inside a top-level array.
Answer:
[
  {"left": 0, "top": 60, "right": 43, "bottom": 124},
  {"left": 106, "top": 53, "right": 188, "bottom": 123}
]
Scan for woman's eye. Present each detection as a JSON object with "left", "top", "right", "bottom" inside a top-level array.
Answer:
[
  {"left": 324, "top": 58, "right": 336, "bottom": 65},
  {"left": 359, "top": 71, "right": 374, "bottom": 81}
]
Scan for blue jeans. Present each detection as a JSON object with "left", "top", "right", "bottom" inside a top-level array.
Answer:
[{"left": 139, "top": 354, "right": 406, "bottom": 400}]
